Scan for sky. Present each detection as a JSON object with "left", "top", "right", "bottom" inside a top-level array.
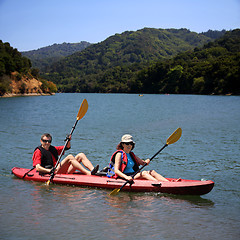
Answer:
[{"left": 0, "top": 0, "right": 239, "bottom": 51}]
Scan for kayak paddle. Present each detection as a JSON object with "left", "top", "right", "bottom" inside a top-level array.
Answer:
[
  {"left": 46, "top": 99, "right": 88, "bottom": 185},
  {"left": 109, "top": 127, "right": 182, "bottom": 196}
]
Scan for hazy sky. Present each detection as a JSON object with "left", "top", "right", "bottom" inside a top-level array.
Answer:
[{"left": 0, "top": 0, "right": 239, "bottom": 51}]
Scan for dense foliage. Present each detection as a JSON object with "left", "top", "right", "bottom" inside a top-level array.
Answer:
[
  {"left": 0, "top": 41, "right": 31, "bottom": 76},
  {"left": 42, "top": 28, "right": 222, "bottom": 92},
  {"left": 201, "top": 30, "right": 227, "bottom": 39},
  {"left": 0, "top": 40, "right": 57, "bottom": 95},
  {"left": 135, "top": 29, "right": 240, "bottom": 95},
  {"left": 22, "top": 41, "right": 91, "bottom": 70},
  {"left": 5, "top": 28, "right": 235, "bottom": 95}
]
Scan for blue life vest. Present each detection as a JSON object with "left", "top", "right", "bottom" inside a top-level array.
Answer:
[{"left": 107, "top": 150, "right": 139, "bottom": 178}]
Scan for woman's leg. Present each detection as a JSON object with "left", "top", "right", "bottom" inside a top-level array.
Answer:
[
  {"left": 134, "top": 170, "right": 169, "bottom": 181},
  {"left": 149, "top": 170, "right": 169, "bottom": 181},
  {"left": 134, "top": 171, "right": 158, "bottom": 181}
]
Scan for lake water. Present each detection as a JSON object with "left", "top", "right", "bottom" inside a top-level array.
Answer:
[{"left": 0, "top": 93, "right": 239, "bottom": 240}]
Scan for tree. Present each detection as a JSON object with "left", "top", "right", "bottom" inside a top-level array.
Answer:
[{"left": 192, "top": 77, "right": 205, "bottom": 94}]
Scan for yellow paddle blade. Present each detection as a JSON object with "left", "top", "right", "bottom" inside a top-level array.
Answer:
[
  {"left": 77, "top": 99, "right": 88, "bottom": 120},
  {"left": 166, "top": 127, "right": 182, "bottom": 145},
  {"left": 46, "top": 180, "right": 51, "bottom": 186},
  {"left": 109, "top": 188, "right": 120, "bottom": 196}
]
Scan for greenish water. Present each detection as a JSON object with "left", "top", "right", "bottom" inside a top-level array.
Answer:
[{"left": 0, "top": 93, "right": 239, "bottom": 240}]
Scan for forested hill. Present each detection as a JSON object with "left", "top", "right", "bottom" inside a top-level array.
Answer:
[
  {"left": 42, "top": 28, "right": 224, "bottom": 92},
  {"left": 22, "top": 41, "right": 91, "bottom": 70},
  {"left": 0, "top": 41, "right": 57, "bottom": 96},
  {"left": 135, "top": 29, "right": 240, "bottom": 95}
]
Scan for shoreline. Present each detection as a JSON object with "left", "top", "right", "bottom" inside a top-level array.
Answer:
[{"left": 1, "top": 93, "right": 55, "bottom": 98}]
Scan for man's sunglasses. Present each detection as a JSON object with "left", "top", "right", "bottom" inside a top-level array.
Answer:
[{"left": 41, "top": 139, "right": 52, "bottom": 143}]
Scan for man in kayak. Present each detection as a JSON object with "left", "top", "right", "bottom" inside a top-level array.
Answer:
[
  {"left": 32, "top": 133, "right": 99, "bottom": 175},
  {"left": 107, "top": 134, "right": 169, "bottom": 181}
]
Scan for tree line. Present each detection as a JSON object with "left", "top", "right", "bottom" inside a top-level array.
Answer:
[
  {"left": 41, "top": 28, "right": 238, "bottom": 95},
  {"left": 135, "top": 29, "right": 239, "bottom": 95},
  {"left": 2, "top": 28, "right": 238, "bottom": 95},
  {"left": 42, "top": 28, "right": 225, "bottom": 93}
]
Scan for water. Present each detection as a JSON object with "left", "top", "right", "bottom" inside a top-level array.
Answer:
[{"left": 0, "top": 93, "right": 239, "bottom": 240}]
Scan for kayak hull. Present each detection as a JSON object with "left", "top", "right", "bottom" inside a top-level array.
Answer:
[{"left": 11, "top": 167, "right": 214, "bottom": 195}]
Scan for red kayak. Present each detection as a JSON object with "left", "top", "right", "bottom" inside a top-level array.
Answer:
[{"left": 12, "top": 167, "right": 214, "bottom": 195}]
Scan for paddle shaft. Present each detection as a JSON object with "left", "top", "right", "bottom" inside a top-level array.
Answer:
[
  {"left": 118, "top": 143, "right": 168, "bottom": 191},
  {"left": 48, "top": 119, "right": 79, "bottom": 183},
  {"left": 54, "top": 119, "right": 79, "bottom": 168},
  {"left": 22, "top": 166, "right": 35, "bottom": 179}
]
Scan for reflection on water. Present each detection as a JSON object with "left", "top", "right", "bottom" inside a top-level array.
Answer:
[
  {"left": 157, "top": 193, "right": 215, "bottom": 207},
  {"left": 105, "top": 191, "right": 214, "bottom": 211}
]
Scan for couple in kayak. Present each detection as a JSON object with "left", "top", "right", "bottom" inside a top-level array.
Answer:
[{"left": 33, "top": 133, "right": 169, "bottom": 182}]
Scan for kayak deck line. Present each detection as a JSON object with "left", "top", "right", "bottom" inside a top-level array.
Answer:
[
  {"left": 11, "top": 167, "right": 214, "bottom": 195},
  {"left": 107, "top": 180, "right": 129, "bottom": 184}
]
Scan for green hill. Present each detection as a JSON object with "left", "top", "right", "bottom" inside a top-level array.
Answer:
[
  {"left": 0, "top": 40, "right": 57, "bottom": 96},
  {"left": 42, "top": 28, "right": 222, "bottom": 93},
  {"left": 135, "top": 29, "right": 240, "bottom": 95},
  {"left": 22, "top": 41, "right": 91, "bottom": 70}
]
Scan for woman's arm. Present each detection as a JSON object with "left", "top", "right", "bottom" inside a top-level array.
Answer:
[{"left": 135, "top": 155, "right": 150, "bottom": 165}]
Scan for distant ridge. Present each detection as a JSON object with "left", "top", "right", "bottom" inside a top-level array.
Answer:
[
  {"left": 21, "top": 41, "right": 91, "bottom": 70},
  {"left": 41, "top": 28, "right": 225, "bottom": 92}
]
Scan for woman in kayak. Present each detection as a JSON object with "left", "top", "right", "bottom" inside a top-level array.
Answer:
[
  {"left": 32, "top": 133, "right": 99, "bottom": 175},
  {"left": 107, "top": 134, "right": 169, "bottom": 182}
]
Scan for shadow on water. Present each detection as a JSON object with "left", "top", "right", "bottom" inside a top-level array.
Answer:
[
  {"left": 157, "top": 192, "right": 214, "bottom": 206},
  {"left": 105, "top": 190, "right": 214, "bottom": 208}
]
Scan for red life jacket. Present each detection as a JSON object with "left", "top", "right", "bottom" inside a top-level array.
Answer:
[{"left": 107, "top": 150, "right": 139, "bottom": 178}]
